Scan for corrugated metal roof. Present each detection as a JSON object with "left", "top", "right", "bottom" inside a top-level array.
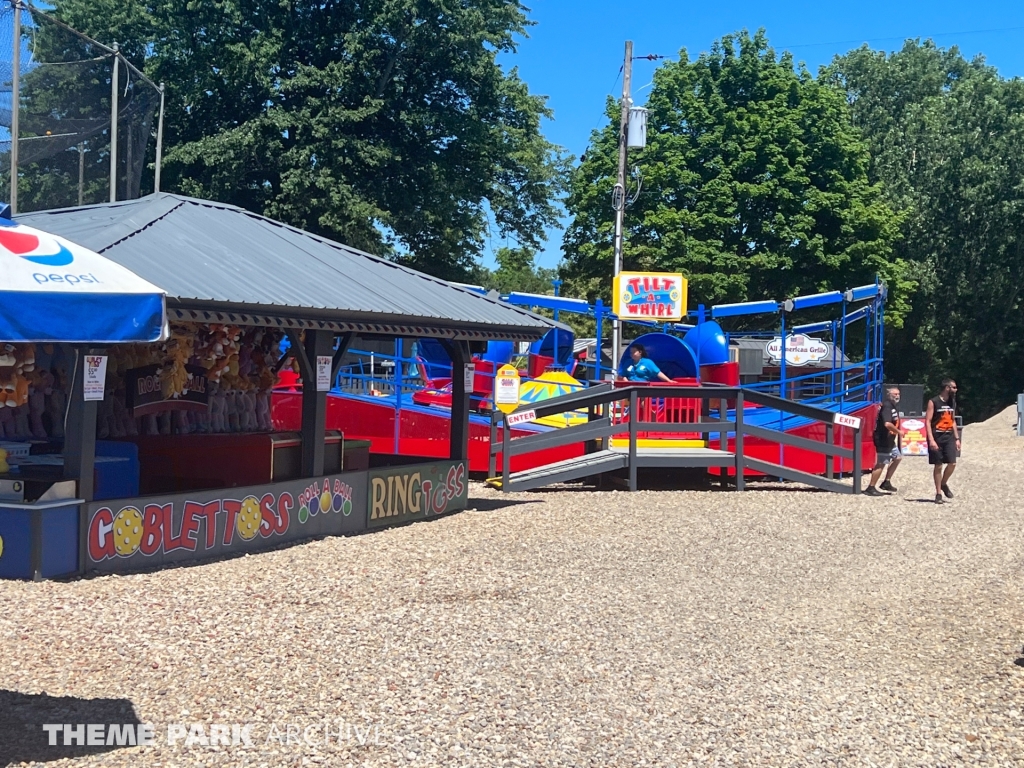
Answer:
[{"left": 18, "top": 194, "right": 557, "bottom": 340}]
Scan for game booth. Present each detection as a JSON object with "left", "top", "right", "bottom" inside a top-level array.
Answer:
[{"left": 0, "top": 194, "right": 555, "bottom": 580}]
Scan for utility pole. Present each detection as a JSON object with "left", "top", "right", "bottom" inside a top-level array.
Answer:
[
  {"left": 10, "top": 1, "right": 21, "bottom": 214},
  {"left": 611, "top": 40, "right": 632, "bottom": 374},
  {"left": 109, "top": 42, "right": 119, "bottom": 203}
]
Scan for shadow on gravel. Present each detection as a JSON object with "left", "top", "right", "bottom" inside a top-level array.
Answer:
[
  {"left": 0, "top": 689, "right": 142, "bottom": 766},
  {"left": 1013, "top": 658, "right": 1024, "bottom": 668},
  {"left": 468, "top": 497, "right": 543, "bottom": 512}
]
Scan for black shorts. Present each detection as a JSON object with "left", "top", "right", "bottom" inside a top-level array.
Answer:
[{"left": 928, "top": 433, "right": 957, "bottom": 465}]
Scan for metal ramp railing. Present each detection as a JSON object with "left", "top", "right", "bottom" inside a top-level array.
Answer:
[{"left": 488, "top": 384, "right": 865, "bottom": 494}]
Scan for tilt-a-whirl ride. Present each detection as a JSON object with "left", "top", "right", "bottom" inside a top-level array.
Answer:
[{"left": 273, "top": 271, "right": 887, "bottom": 482}]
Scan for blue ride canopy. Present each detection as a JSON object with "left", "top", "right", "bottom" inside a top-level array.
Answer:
[
  {"left": 529, "top": 327, "right": 574, "bottom": 367},
  {"left": 618, "top": 332, "right": 698, "bottom": 379},
  {"left": 617, "top": 321, "right": 729, "bottom": 379},
  {"left": 682, "top": 320, "right": 729, "bottom": 366}
]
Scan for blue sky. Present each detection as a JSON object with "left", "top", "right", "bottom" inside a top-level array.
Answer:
[{"left": 492, "top": 0, "right": 1024, "bottom": 269}]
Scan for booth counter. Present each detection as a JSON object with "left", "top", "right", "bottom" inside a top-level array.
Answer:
[
  {"left": 125, "top": 431, "right": 372, "bottom": 494},
  {"left": 0, "top": 496, "right": 83, "bottom": 580}
]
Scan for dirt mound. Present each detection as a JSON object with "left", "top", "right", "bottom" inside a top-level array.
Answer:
[{"left": 965, "top": 403, "right": 1018, "bottom": 436}]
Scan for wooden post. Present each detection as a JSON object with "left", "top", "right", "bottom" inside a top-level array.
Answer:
[
  {"left": 293, "top": 329, "right": 331, "bottom": 478},
  {"left": 64, "top": 347, "right": 100, "bottom": 502},
  {"left": 440, "top": 339, "right": 471, "bottom": 462},
  {"left": 64, "top": 346, "right": 101, "bottom": 577}
]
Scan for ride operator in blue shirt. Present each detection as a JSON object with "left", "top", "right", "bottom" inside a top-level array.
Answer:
[{"left": 618, "top": 343, "right": 673, "bottom": 382}]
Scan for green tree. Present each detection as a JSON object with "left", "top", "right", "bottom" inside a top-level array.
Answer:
[
  {"left": 37, "top": 0, "right": 566, "bottom": 281},
  {"left": 477, "top": 246, "right": 557, "bottom": 295},
  {"left": 829, "top": 42, "right": 1024, "bottom": 419},
  {"left": 562, "top": 30, "right": 910, "bottom": 325}
]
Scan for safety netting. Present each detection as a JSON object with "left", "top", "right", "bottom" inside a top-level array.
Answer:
[{"left": 0, "top": 2, "right": 160, "bottom": 212}]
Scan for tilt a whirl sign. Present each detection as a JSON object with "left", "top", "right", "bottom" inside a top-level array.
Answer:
[{"left": 613, "top": 272, "right": 687, "bottom": 322}]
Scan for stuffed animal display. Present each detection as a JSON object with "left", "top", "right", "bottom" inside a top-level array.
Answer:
[
  {"left": 99, "top": 323, "right": 285, "bottom": 437},
  {"left": 0, "top": 326, "right": 286, "bottom": 443},
  {"left": 0, "top": 343, "right": 48, "bottom": 441}
]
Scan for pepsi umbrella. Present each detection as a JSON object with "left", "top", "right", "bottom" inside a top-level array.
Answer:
[{"left": 0, "top": 205, "right": 166, "bottom": 342}]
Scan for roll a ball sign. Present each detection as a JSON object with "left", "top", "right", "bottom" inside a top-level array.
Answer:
[{"left": 613, "top": 272, "right": 687, "bottom": 322}]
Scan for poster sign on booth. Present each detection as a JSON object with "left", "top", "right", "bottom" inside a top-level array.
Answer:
[
  {"left": 494, "top": 364, "right": 521, "bottom": 414},
  {"left": 613, "top": 272, "right": 687, "bottom": 321},
  {"left": 899, "top": 418, "right": 928, "bottom": 456},
  {"left": 315, "top": 355, "right": 332, "bottom": 391},
  {"left": 464, "top": 363, "right": 475, "bottom": 390},
  {"left": 126, "top": 364, "right": 208, "bottom": 415},
  {"left": 766, "top": 334, "right": 830, "bottom": 366},
  {"left": 83, "top": 355, "right": 107, "bottom": 401},
  {"left": 86, "top": 472, "right": 367, "bottom": 574}
]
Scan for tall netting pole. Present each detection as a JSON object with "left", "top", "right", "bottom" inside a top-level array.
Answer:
[
  {"left": 109, "top": 42, "right": 118, "bottom": 202},
  {"left": 154, "top": 82, "right": 164, "bottom": 192},
  {"left": 4, "top": 7, "right": 162, "bottom": 212},
  {"left": 9, "top": 0, "right": 19, "bottom": 212}
]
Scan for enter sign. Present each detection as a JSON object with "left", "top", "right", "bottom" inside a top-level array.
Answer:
[{"left": 506, "top": 410, "right": 537, "bottom": 427}]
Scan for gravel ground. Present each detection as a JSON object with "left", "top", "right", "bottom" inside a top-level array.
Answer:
[{"left": 2, "top": 407, "right": 1024, "bottom": 767}]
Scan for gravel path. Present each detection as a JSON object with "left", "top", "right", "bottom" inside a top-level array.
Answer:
[{"left": 2, "top": 407, "right": 1024, "bottom": 767}]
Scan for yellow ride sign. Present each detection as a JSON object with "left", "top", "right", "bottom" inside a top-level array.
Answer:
[{"left": 493, "top": 364, "right": 521, "bottom": 414}]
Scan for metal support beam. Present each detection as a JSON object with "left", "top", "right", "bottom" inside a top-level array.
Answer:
[
  {"left": 285, "top": 329, "right": 312, "bottom": 380},
  {"left": 300, "top": 330, "right": 332, "bottom": 478},
  {"left": 611, "top": 40, "right": 633, "bottom": 374},
  {"left": 628, "top": 388, "right": 638, "bottom": 491},
  {"left": 825, "top": 423, "right": 834, "bottom": 479},
  {"left": 852, "top": 425, "right": 862, "bottom": 494},
  {"left": 10, "top": 1, "right": 20, "bottom": 213},
  {"left": 734, "top": 390, "right": 745, "bottom": 491},
  {"left": 489, "top": 411, "right": 500, "bottom": 478},
  {"left": 330, "top": 333, "right": 353, "bottom": 379},
  {"left": 154, "top": 82, "right": 165, "bottom": 193}
]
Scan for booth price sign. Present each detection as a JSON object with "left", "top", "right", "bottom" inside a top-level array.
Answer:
[
  {"left": 83, "top": 355, "right": 108, "bottom": 401},
  {"left": 494, "top": 364, "right": 521, "bottom": 414},
  {"left": 315, "top": 356, "right": 332, "bottom": 392}
]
